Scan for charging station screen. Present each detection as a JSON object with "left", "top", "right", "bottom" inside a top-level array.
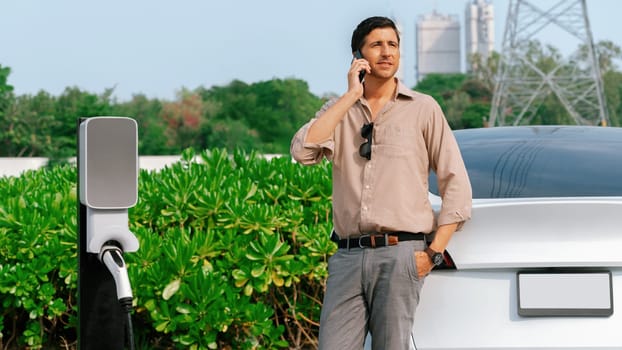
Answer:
[{"left": 84, "top": 118, "right": 138, "bottom": 209}]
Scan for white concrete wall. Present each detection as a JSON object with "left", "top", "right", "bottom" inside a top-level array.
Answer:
[
  {"left": 138, "top": 156, "right": 183, "bottom": 172},
  {"left": 0, "top": 154, "right": 286, "bottom": 178},
  {"left": 0, "top": 158, "right": 52, "bottom": 178},
  {"left": 0, "top": 156, "right": 183, "bottom": 178}
]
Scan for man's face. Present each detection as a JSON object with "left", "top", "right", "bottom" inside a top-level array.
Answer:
[{"left": 360, "top": 27, "right": 400, "bottom": 80}]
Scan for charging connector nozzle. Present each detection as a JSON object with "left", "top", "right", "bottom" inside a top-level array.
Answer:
[{"left": 99, "top": 242, "right": 133, "bottom": 304}]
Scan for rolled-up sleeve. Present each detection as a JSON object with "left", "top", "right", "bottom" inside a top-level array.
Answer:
[
  {"left": 290, "top": 99, "right": 337, "bottom": 165},
  {"left": 424, "top": 97, "right": 472, "bottom": 230}
]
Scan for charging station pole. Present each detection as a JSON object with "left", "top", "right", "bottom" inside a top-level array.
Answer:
[
  {"left": 77, "top": 117, "right": 139, "bottom": 350},
  {"left": 77, "top": 206, "right": 125, "bottom": 349}
]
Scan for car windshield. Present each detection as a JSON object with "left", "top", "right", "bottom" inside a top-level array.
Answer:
[{"left": 429, "top": 126, "right": 622, "bottom": 199}]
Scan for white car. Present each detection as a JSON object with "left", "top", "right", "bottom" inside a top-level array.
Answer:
[{"left": 411, "top": 125, "right": 622, "bottom": 349}]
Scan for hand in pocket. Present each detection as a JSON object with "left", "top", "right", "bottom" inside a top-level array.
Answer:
[{"left": 414, "top": 251, "right": 433, "bottom": 279}]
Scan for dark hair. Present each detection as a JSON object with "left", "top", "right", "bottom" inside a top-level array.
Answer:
[{"left": 351, "top": 16, "right": 400, "bottom": 53}]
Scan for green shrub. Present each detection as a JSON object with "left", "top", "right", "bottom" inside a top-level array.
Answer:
[
  {"left": 0, "top": 148, "right": 334, "bottom": 349},
  {"left": 0, "top": 165, "right": 78, "bottom": 349}
]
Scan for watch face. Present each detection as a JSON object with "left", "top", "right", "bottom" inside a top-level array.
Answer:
[{"left": 432, "top": 253, "right": 444, "bottom": 266}]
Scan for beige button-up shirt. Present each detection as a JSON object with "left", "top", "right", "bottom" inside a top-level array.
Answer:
[{"left": 290, "top": 81, "right": 472, "bottom": 238}]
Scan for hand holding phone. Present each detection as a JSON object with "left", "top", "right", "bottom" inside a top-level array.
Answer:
[{"left": 354, "top": 50, "right": 366, "bottom": 83}]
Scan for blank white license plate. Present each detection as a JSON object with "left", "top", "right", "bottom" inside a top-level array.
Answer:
[{"left": 517, "top": 271, "right": 613, "bottom": 317}]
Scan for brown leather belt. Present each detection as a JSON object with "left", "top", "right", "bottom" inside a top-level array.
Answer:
[{"left": 331, "top": 231, "right": 426, "bottom": 249}]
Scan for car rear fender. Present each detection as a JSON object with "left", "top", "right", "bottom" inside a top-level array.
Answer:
[{"left": 430, "top": 194, "right": 622, "bottom": 269}]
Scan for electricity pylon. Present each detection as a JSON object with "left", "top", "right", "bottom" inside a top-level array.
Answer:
[{"left": 489, "top": 0, "right": 609, "bottom": 126}]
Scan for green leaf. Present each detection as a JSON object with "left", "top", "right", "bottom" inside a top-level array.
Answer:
[
  {"left": 155, "top": 320, "right": 170, "bottom": 332},
  {"left": 162, "top": 279, "right": 181, "bottom": 300},
  {"left": 244, "top": 284, "right": 253, "bottom": 296},
  {"left": 175, "top": 305, "right": 191, "bottom": 314},
  {"left": 251, "top": 265, "right": 265, "bottom": 278}
]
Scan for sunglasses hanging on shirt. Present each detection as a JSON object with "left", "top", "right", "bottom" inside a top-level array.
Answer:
[{"left": 359, "top": 122, "right": 373, "bottom": 160}]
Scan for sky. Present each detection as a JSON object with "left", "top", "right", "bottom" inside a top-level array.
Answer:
[{"left": 1, "top": 0, "right": 621, "bottom": 102}]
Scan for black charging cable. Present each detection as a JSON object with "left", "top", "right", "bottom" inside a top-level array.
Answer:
[{"left": 119, "top": 296, "right": 135, "bottom": 350}]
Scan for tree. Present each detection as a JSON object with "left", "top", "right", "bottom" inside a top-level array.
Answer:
[
  {"left": 572, "top": 40, "right": 622, "bottom": 126},
  {"left": 0, "top": 69, "right": 59, "bottom": 158},
  {"left": 159, "top": 89, "right": 206, "bottom": 152},
  {"left": 462, "top": 102, "right": 489, "bottom": 129},
  {"left": 52, "top": 87, "right": 116, "bottom": 158},
  {"left": 573, "top": 40, "right": 622, "bottom": 74},
  {"left": 0, "top": 65, "right": 12, "bottom": 111},
  {"left": 415, "top": 73, "right": 491, "bottom": 129},
  {"left": 201, "top": 118, "right": 261, "bottom": 152},
  {"left": 197, "top": 78, "right": 323, "bottom": 153},
  {"left": 2, "top": 91, "right": 57, "bottom": 157},
  {"left": 468, "top": 51, "right": 500, "bottom": 91},
  {"left": 443, "top": 91, "right": 471, "bottom": 129},
  {"left": 414, "top": 73, "right": 467, "bottom": 111},
  {"left": 461, "top": 79, "right": 492, "bottom": 102},
  {"left": 248, "top": 79, "right": 323, "bottom": 152},
  {"left": 602, "top": 70, "right": 622, "bottom": 126},
  {"left": 0, "top": 65, "right": 16, "bottom": 155},
  {"left": 111, "top": 94, "right": 169, "bottom": 155}
]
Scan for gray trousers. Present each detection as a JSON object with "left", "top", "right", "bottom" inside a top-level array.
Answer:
[{"left": 318, "top": 240, "right": 426, "bottom": 350}]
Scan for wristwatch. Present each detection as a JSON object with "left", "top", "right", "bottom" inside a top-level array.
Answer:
[{"left": 425, "top": 247, "right": 444, "bottom": 266}]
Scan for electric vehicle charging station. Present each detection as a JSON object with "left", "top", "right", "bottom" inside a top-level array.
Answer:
[{"left": 77, "top": 117, "right": 139, "bottom": 350}]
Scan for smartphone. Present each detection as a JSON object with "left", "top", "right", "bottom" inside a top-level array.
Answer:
[{"left": 354, "top": 50, "right": 366, "bottom": 82}]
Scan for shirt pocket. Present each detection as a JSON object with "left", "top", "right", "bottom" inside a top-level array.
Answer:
[{"left": 373, "top": 124, "right": 427, "bottom": 161}]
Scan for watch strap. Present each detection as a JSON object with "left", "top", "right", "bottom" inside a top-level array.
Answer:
[{"left": 425, "top": 247, "right": 444, "bottom": 266}]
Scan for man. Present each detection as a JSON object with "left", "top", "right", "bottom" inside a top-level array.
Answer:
[{"left": 290, "top": 16, "right": 472, "bottom": 350}]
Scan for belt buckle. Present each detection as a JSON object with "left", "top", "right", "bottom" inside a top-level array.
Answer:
[
  {"left": 358, "top": 234, "right": 370, "bottom": 248},
  {"left": 358, "top": 234, "right": 389, "bottom": 248}
]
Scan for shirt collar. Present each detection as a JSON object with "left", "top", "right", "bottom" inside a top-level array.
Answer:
[
  {"left": 358, "top": 79, "right": 418, "bottom": 106},
  {"left": 395, "top": 79, "right": 418, "bottom": 100}
]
